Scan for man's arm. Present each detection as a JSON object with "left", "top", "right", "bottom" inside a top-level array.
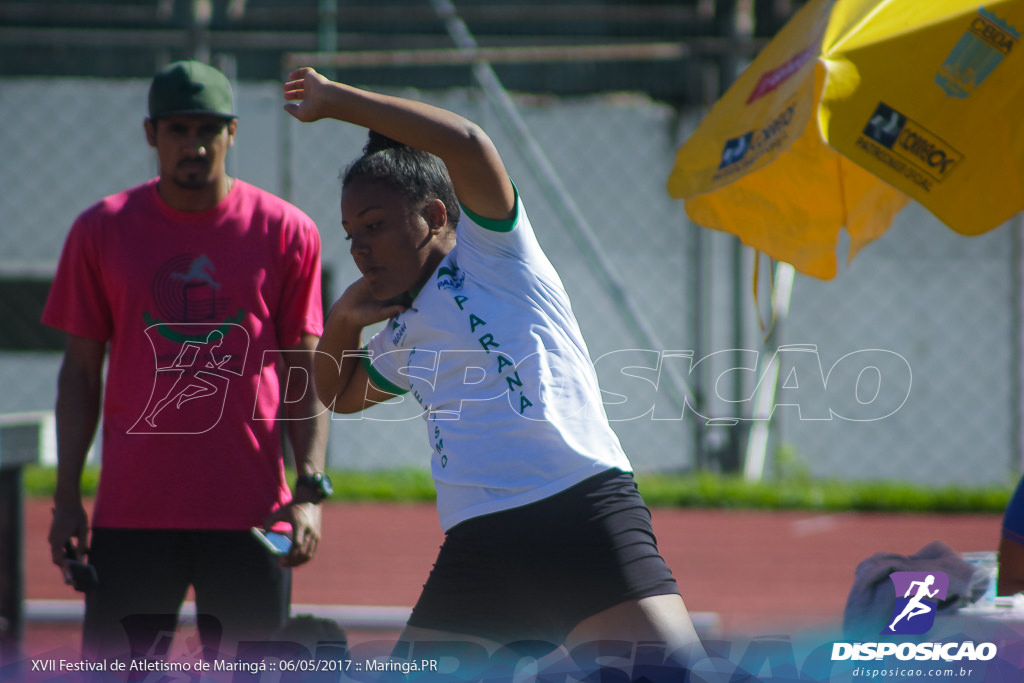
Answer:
[
  {"left": 283, "top": 333, "right": 329, "bottom": 476},
  {"left": 275, "top": 332, "right": 330, "bottom": 567},
  {"left": 48, "top": 334, "right": 105, "bottom": 568}
]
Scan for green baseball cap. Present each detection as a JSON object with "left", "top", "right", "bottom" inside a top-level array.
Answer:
[{"left": 148, "top": 60, "right": 236, "bottom": 120}]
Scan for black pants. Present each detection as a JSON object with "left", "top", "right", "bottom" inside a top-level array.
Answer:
[{"left": 83, "top": 528, "right": 291, "bottom": 661}]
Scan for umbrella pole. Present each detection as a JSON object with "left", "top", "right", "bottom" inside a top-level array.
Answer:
[
  {"left": 743, "top": 261, "right": 795, "bottom": 482},
  {"left": 1015, "top": 216, "right": 1024, "bottom": 476}
]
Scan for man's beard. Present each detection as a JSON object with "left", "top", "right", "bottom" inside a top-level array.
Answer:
[{"left": 174, "top": 167, "right": 212, "bottom": 190}]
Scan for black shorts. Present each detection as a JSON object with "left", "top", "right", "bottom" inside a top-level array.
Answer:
[
  {"left": 84, "top": 529, "right": 291, "bottom": 659},
  {"left": 407, "top": 469, "right": 679, "bottom": 647}
]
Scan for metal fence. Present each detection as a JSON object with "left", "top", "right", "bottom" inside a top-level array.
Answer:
[{"left": 1, "top": 74, "right": 1020, "bottom": 488}]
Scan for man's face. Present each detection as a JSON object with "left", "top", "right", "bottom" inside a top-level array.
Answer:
[{"left": 145, "top": 114, "right": 236, "bottom": 190}]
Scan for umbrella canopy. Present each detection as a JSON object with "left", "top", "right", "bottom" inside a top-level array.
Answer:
[{"left": 667, "top": 0, "right": 1024, "bottom": 280}]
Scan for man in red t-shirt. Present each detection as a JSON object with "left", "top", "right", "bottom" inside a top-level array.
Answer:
[{"left": 42, "top": 60, "right": 330, "bottom": 661}]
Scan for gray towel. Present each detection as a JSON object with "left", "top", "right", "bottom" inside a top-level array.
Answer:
[{"left": 842, "top": 540, "right": 988, "bottom": 639}]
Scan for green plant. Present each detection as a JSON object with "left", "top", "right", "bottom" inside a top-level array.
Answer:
[{"left": 21, "top": 465, "right": 1014, "bottom": 514}]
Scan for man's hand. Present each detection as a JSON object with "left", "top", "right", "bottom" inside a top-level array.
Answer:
[
  {"left": 262, "top": 502, "right": 322, "bottom": 568},
  {"left": 49, "top": 504, "right": 90, "bottom": 581}
]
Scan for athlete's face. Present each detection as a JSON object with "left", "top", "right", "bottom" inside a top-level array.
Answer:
[
  {"left": 341, "top": 179, "right": 450, "bottom": 301},
  {"left": 146, "top": 114, "right": 236, "bottom": 191}
]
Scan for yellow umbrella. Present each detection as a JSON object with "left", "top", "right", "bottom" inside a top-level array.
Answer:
[{"left": 667, "top": 0, "right": 1024, "bottom": 280}]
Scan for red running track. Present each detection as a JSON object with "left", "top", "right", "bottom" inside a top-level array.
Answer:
[{"left": 19, "top": 498, "right": 1002, "bottom": 653}]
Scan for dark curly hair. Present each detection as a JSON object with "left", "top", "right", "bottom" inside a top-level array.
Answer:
[{"left": 341, "top": 131, "right": 461, "bottom": 229}]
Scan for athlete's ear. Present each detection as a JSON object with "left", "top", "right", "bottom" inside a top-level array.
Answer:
[
  {"left": 144, "top": 118, "right": 157, "bottom": 147},
  {"left": 423, "top": 198, "right": 448, "bottom": 234}
]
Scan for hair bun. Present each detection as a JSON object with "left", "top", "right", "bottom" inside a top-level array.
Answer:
[{"left": 364, "top": 131, "right": 407, "bottom": 155}]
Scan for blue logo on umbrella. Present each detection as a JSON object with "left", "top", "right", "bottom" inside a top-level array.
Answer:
[
  {"left": 936, "top": 8, "right": 1020, "bottom": 99},
  {"left": 718, "top": 132, "right": 753, "bottom": 169}
]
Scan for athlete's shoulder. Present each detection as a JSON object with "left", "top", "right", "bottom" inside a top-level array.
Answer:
[{"left": 459, "top": 182, "right": 523, "bottom": 235}]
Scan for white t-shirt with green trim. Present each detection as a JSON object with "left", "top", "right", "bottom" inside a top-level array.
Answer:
[{"left": 364, "top": 193, "right": 632, "bottom": 531}]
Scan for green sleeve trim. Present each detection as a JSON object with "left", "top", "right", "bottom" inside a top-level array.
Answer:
[
  {"left": 360, "top": 348, "right": 408, "bottom": 396},
  {"left": 460, "top": 181, "right": 519, "bottom": 233}
]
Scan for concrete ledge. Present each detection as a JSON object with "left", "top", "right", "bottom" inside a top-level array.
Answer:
[
  {"left": 25, "top": 600, "right": 412, "bottom": 631},
  {"left": 26, "top": 600, "right": 721, "bottom": 639}
]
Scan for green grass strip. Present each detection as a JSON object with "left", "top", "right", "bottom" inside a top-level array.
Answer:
[
  {"left": 634, "top": 472, "right": 1014, "bottom": 514},
  {"left": 21, "top": 466, "right": 1014, "bottom": 513}
]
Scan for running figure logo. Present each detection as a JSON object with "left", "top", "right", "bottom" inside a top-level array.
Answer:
[
  {"left": 130, "top": 323, "right": 249, "bottom": 435},
  {"left": 134, "top": 253, "right": 250, "bottom": 434},
  {"left": 885, "top": 571, "right": 949, "bottom": 635},
  {"left": 143, "top": 329, "right": 231, "bottom": 427}
]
